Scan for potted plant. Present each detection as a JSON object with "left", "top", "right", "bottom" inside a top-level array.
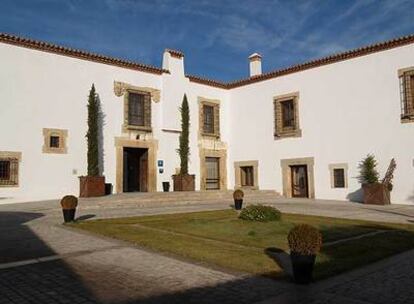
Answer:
[
  {"left": 233, "top": 189, "right": 244, "bottom": 210},
  {"left": 287, "top": 224, "right": 322, "bottom": 284},
  {"left": 358, "top": 154, "right": 389, "bottom": 205},
  {"left": 60, "top": 195, "right": 78, "bottom": 223},
  {"left": 173, "top": 94, "right": 195, "bottom": 191},
  {"left": 79, "top": 84, "right": 105, "bottom": 197}
]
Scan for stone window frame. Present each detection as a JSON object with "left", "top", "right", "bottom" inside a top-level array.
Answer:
[
  {"left": 42, "top": 128, "right": 68, "bottom": 154},
  {"left": 329, "top": 163, "right": 348, "bottom": 189},
  {"left": 398, "top": 67, "right": 414, "bottom": 123},
  {"left": 234, "top": 160, "right": 259, "bottom": 190},
  {"left": 280, "top": 157, "right": 315, "bottom": 198},
  {"left": 113, "top": 81, "right": 160, "bottom": 133},
  {"left": 198, "top": 97, "right": 220, "bottom": 139},
  {"left": 273, "top": 92, "right": 302, "bottom": 139},
  {"left": 0, "top": 151, "right": 22, "bottom": 187}
]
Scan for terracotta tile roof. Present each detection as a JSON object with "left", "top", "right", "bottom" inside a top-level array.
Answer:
[
  {"left": 0, "top": 32, "right": 169, "bottom": 75},
  {"left": 165, "top": 48, "right": 184, "bottom": 58},
  {"left": 226, "top": 33, "right": 414, "bottom": 88},
  {"left": 186, "top": 75, "right": 227, "bottom": 89},
  {"left": 1, "top": 32, "right": 414, "bottom": 89}
]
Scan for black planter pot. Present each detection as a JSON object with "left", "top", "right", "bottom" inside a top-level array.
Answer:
[
  {"left": 62, "top": 209, "right": 76, "bottom": 223},
  {"left": 290, "top": 252, "right": 316, "bottom": 284},
  {"left": 234, "top": 199, "right": 243, "bottom": 210},
  {"left": 162, "top": 182, "right": 170, "bottom": 192}
]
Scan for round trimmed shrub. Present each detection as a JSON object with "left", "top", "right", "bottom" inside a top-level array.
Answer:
[
  {"left": 60, "top": 195, "right": 78, "bottom": 209},
  {"left": 239, "top": 204, "right": 281, "bottom": 222},
  {"left": 233, "top": 189, "right": 244, "bottom": 200},
  {"left": 287, "top": 224, "right": 322, "bottom": 255}
]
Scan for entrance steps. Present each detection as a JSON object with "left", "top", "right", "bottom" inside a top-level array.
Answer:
[{"left": 81, "top": 190, "right": 282, "bottom": 207}]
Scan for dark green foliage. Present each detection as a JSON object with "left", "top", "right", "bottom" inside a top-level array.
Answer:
[
  {"left": 177, "top": 94, "right": 190, "bottom": 175},
  {"left": 288, "top": 224, "right": 322, "bottom": 255},
  {"left": 86, "top": 84, "right": 99, "bottom": 176},
  {"left": 358, "top": 154, "right": 379, "bottom": 184},
  {"left": 239, "top": 204, "right": 281, "bottom": 222}
]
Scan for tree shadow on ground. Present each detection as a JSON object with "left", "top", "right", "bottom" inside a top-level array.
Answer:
[{"left": 76, "top": 214, "right": 96, "bottom": 221}]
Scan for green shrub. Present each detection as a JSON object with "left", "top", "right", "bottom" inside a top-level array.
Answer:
[
  {"left": 239, "top": 204, "right": 281, "bottom": 222},
  {"left": 287, "top": 224, "right": 322, "bottom": 255},
  {"left": 357, "top": 154, "right": 379, "bottom": 184}
]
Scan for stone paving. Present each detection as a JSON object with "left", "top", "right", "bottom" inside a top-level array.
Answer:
[{"left": 1, "top": 195, "right": 414, "bottom": 303}]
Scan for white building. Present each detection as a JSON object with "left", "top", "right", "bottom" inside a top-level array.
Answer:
[{"left": 0, "top": 33, "right": 413, "bottom": 204}]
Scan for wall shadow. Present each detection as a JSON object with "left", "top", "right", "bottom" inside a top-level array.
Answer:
[{"left": 346, "top": 188, "right": 364, "bottom": 203}]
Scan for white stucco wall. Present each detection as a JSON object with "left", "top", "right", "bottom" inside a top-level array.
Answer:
[
  {"left": 229, "top": 44, "right": 414, "bottom": 204},
  {"left": 0, "top": 39, "right": 413, "bottom": 204}
]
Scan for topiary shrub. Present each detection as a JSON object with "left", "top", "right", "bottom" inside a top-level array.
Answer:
[
  {"left": 239, "top": 204, "right": 281, "bottom": 222},
  {"left": 287, "top": 224, "right": 322, "bottom": 255},
  {"left": 233, "top": 189, "right": 244, "bottom": 200},
  {"left": 60, "top": 195, "right": 78, "bottom": 210}
]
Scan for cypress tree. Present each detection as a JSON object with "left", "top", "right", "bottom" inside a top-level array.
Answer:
[
  {"left": 86, "top": 84, "right": 99, "bottom": 176},
  {"left": 358, "top": 154, "right": 379, "bottom": 184},
  {"left": 178, "top": 94, "right": 190, "bottom": 175}
]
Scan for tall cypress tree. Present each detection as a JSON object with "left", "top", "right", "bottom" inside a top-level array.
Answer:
[
  {"left": 86, "top": 84, "right": 99, "bottom": 176},
  {"left": 178, "top": 94, "right": 190, "bottom": 175}
]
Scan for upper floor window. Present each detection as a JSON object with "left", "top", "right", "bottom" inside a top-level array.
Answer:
[
  {"left": 203, "top": 105, "right": 215, "bottom": 134},
  {"left": 399, "top": 67, "right": 414, "bottom": 123},
  {"left": 42, "top": 128, "right": 68, "bottom": 154},
  {"left": 0, "top": 151, "right": 21, "bottom": 187},
  {"left": 126, "top": 91, "right": 151, "bottom": 130},
  {"left": 199, "top": 99, "right": 220, "bottom": 138},
  {"left": 274, "top": 92, "right": 301, "bottom": 138}
]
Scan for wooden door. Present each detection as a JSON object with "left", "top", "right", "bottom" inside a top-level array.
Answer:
[
  {"left": 291, "top": 165, "right": 308, "bottom": 198},
  {"left": 139, "top": 150, "right": 148, "bottom": 192},
  {"left": 205, "top": 157, "right": 220, "bottom": 190}
]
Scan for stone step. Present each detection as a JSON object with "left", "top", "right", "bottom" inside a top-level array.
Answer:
[{"left": 81, "top": 190, "right": 282, "bottom": 205}]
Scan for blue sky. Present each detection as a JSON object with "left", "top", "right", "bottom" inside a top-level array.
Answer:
[{"left": 1, "top": 0, "right": 413, "bottom": 81}]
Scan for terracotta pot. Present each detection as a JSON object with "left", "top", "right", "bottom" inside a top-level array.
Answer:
[
  {"left": 172, "top": 174, "right": 195, "bottom": 191},
  {"left": 79, "top": 176, "right": 105, "bottom": 197},
  {"left": 290, "top": 252, "right": 316, "bottom": 284},
  {"left": 362, "top": 183, "right": 390, "bottom": 205}
]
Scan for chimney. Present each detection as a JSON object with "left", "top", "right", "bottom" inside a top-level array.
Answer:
[
  {"left": 248, "top": 53, "right": 262, "bottom": 77},
  {"left": 163, "top": 49, "right": 185, "bottom": 76}
]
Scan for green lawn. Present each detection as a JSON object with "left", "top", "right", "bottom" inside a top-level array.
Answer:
[{"left": 71, "top": 210, "right": 414, "bottom": 280}]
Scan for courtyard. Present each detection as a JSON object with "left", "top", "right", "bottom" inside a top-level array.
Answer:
[{"left": 1, "top": 195, "right": 414, "bottom": 303}]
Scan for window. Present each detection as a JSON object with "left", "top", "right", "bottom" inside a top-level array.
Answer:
[
  {"left": 333, "top": 168, "right": 345, "bottom": 188},
  {"left": 274, "top": 92, "right": 301, "bottom": 138},
  {"left": 0, "top": 152, "right": 21, "bottom": 187},
  {"left": 281, "top": 99, "right": 295, "bottom": 128},
  {"left": 399, "top": 68, "right": 414, "bottom": 122},
  {"left": 50, "top": 136, "right": 60, "bottom": 148},
  {"left": 199, "top": 99, "right": 220, "bottom": 138},
  {"left": 329, "top": 163, "right": 348, "bottom": 189},
  {"left": 42, "top": 129, "right": 68, "bottom": 154},
  {"left": 241, "top": 166, "right": 254, "bottom": 187},
  {"left": 128, "top": 92, "right": 146, "bottom": 126},
  {"left": 234, "top": 161, "right": 258, "bottom": 190},
  {"left": 203, "top": 105, "right": 215, "bottom": 134}
]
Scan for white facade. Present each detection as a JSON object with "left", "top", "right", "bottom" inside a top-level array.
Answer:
[{"left": 0, "top": 34, "right": 413, "bottom": 204}]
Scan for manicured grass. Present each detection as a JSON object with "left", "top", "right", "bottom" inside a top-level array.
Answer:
[{"left": 71, "top": 210, "right": 414, "bottom": 280}]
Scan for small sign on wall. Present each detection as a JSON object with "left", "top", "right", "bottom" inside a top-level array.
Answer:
[{"left": 158, "top": 160, "right": 164, "bottom": 167}]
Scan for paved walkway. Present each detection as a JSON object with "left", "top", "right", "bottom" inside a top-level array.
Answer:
[{"left": 1, "top": 196, "right": 414, "bottom": 303}]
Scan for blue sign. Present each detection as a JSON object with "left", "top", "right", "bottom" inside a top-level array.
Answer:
[{"left": 158, "top": 160, "right": 164, "bottom": 167}]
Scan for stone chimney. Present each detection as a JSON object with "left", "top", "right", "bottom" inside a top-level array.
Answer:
[{"left": 248, "top": 53, "right": 262, "bottom": 77}]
